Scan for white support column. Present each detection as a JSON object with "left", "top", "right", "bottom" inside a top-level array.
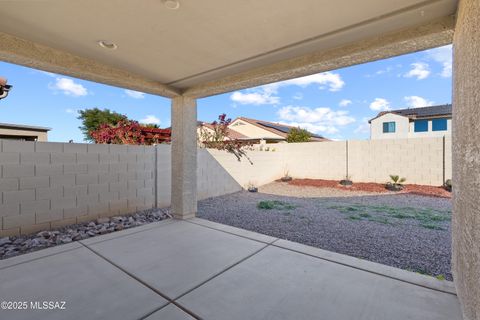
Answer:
[
  {"left": 171, "top": 96, "right": 197, "bottom": 219},
  {"left": 452, "top": 1, "right": 480, "bottom": 319}
]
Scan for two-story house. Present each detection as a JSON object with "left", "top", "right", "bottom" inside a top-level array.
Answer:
[{"left": 369, "top": 104, "right": 452, "bottom": 140}]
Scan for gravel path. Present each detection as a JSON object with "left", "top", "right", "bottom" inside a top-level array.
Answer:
[
  {"left": 0, "top": 209, "right": 170, "bottom": 260},
  {"left": 198, "top": 183, "right": 453, "bottom": 280}
]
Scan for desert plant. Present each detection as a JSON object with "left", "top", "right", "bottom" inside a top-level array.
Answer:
[
  {"left": 444, "top": 179, "right": 452, "bottom": 192},
  {"left": 247, "top": 182, "right": 258, "bottom": 193},
  {"left": 386, "top": 175, "right": 406, "bottom": 191},
  {"left": 340, "top": 175, "right": 353, "bottom": 186},
  {"left": 281, "top": 169, "right": 292, "bottom": 182},
  {"left": 286, "top": 127, "right": 311, "bottom": 143}
]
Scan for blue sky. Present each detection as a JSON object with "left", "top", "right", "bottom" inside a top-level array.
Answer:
[{"left": 0, "top": 45, "right": 451, "bottom": 142}]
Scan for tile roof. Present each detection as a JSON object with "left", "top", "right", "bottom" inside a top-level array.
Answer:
[
  {"left": 369, "top": 104, "right": 452, "bottom": 123},
  {"left": 236, "top": 117, "right": 327, "bottom": 141}
]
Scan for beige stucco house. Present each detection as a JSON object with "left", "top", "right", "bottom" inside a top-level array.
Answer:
[
  {"left": 0, "top": 122, "right": 50, "bottom": 141},
  {"left": 228, "top": 117, "right": 327, "bottom": 143},
  {"left": 369, "top": 104, "right": 452, "bottom": 139}
]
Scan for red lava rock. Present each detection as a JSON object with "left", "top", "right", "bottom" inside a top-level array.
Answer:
[{"left": 287, "top": 179, "right": 451, "bottom": 198}]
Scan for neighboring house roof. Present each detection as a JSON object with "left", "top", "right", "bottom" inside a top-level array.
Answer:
[
  {"left": 0, "top": 122, "right": 51, "bottom": 132},
  {"left": 226, "top": 128, "right": 248, "bottom": 140},
  {"left": 369, "top": 104, "right": 452, "bottom": 123},
  {"left": 234, "top": 117, "right": 327, "bottom": 141},
  {"left": 197, "top": 121, "right": 248, "bottom": 140}
]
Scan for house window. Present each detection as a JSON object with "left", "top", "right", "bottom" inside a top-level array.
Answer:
[
  {"left": 414, "top": 120, "right": 428, "bottom": 132},
  {"left": 432, "top": 118, "right": 448, "bottom": 131},
  {"left": 382, "top": 122, "right": 395, "bottom": 133}
]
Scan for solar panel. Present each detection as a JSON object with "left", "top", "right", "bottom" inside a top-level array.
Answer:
[{"left": 259, "top": 122, "right": 324, "bottom": 139}]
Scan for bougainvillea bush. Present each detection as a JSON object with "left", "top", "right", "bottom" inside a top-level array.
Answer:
[
  {"left": 199, "top": 114, "right": 253, "bottom": 163},
  {"left": 91, "top": 120, "right": 171, "bottom": 145}
]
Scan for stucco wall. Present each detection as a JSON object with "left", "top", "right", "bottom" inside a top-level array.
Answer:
[
  {"left": 371, "top": 113, "right": 452, "bottom": 140},
  {"left": 0, "top": 128, "right": 48, "bottom": 141},
  {"left": 370, "top": 113, "right": 410, "bottom": 139},
  {"left": 452, "top": 0, "right": 480, "bottom": 319}
]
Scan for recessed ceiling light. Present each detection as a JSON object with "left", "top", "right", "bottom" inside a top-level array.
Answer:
[
  {"left": 97, "top": 40, "right": 118, "bottom": 50},
  {"left": 163, "top": 0, "right": 180, "bottom": 10}
]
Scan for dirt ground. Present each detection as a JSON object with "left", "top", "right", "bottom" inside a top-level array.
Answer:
[{"left": 286, "top": 178, "right": 451, "bottom": 198}]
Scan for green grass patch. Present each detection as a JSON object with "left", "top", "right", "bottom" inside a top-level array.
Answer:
[
  {"left": 421, "top": 222, "right": 446, "bottom": 230},
  {"left": 436, "top": 274, "right": 446, "bottom": 281},
  {"left": 348, "top": 215, "right": 361, "bottom": 220},
  {"left": 328, "top": 203, "right": 450, "bottom": 229},
  {"left": 257, "top": 200, "right": 296, "bottom": 211}
]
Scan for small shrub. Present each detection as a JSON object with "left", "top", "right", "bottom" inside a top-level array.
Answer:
[
  {"left": 386, "top": 175, "right": 406, "bottom": 191},
  {"left": 444, "top": 179, "right": 452, "bottom": 192},
  {"left": 340, "top": 175, "right": 353, "bottom": 186},
  {"left": 247, "top": 182, "right": 258, "bottom": 193},
  {"left": 281, "top": 170, "right": 292, "bottom": 182},
  {"left": 436, "top": 274, "right": 446, "bottom": 281},
  {"left": 286, "top": 127, "right": 311, "bottom": 143},
  {"left": 257, "top": 200, "right": 296, "bottom": 210}
]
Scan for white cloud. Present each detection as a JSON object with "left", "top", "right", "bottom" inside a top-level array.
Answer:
[
  {"left": 426, "top": 45, "right": 452, "bottom": 78},
  {"left": 140, "top": 115, "right": 161, "bottom": 125},
  {"left": 230, "top": 90, "right": 280, "bottom": 105},
  {"left": 339, "top": 99, "right": 352, "bottom": 107},
  {"left": 277, "top": 105, "right": 355, "bottom": 135},
  {"left": 65, "top": 108, "right": 77, "bottom": 114},
  {"left": 50, "top": 77, "right": 88, "bottom": 97},
  {"left": 404, "top": 62, "right": 430, "bottom": 80},
  {"left": 277, "top": 72, "right": 345, "bottom": 92},
  {"left": 230, "top": 71, "right": 345, "bottom": 105},
  {"left": 369, "top": 98, "right": 391, "bottom": 111},
  {"left": 404, "top": 96, "right": 434, "bottom": 109},
  {"left": 125, "top": 89, "right": 145, "bottom": 99},
  {"left": 354, "top": 117, "right": 371, "bottom": 134}
]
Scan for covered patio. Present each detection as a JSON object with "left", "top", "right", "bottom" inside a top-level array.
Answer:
[
  {"left": 0, "top": 0, "right": 479, "bottom": 319},
  {"left": 0, "top": 218, "right": 462, "bottom": 320}
]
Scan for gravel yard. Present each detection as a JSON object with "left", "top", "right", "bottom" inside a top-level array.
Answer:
[{"left": 198, "top": 182, "right": 453, "bottom": 280}]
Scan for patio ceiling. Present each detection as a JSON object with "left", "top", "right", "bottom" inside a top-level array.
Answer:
[{"left": 0, "top": 0, "right": 457, "bottom": 98}]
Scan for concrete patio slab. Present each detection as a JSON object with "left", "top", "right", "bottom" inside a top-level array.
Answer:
[
  {"left": 178, "top": 245, "right": 462, "bottom": 320},
  {"left": 273, "top": 238, "right": 457, "bottom": 294},
  {"left": 0, "top": 242, "right": 82, "bottom": 270},
  {"left": 84, "top": 220, "right": 266, "bottom": 299},
  {"left": 0, "top": 218, "right": 462, "bottom": 320},
  {"left": 187, "top": 217, "right": 278, "bottom": 244},
  {"left": 0, "top": 246, "right": 166, "bottom": 320},
  {"left": 145, "top": 304, "right": 196, "bottom": 320}
]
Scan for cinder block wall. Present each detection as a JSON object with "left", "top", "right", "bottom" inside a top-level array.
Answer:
[
  {"left": 0, "top": 137, "right": 451, "bottom": 236},
  {"left": 0, "top": 140, "right": 155, "bottom": 237},
  {"left": 280, "top": 137, "right": 451, "bottom": 185},
  {"left": 0, "top": 140, "right": 243, "bottom": 236}
]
